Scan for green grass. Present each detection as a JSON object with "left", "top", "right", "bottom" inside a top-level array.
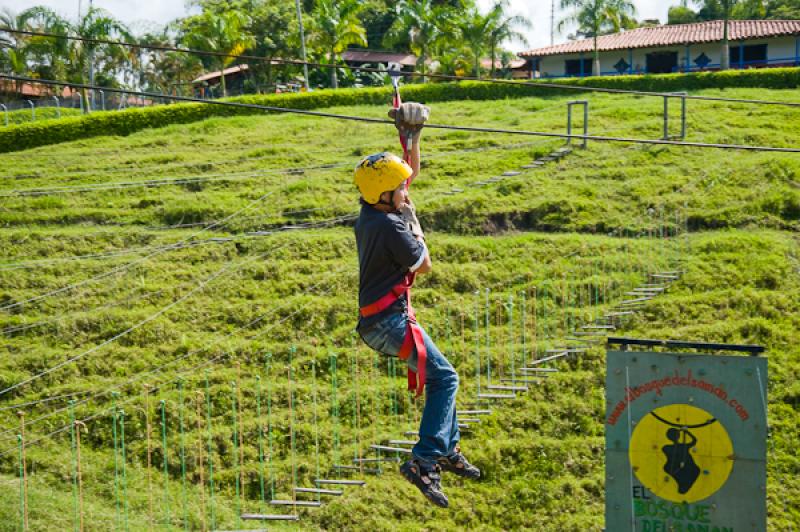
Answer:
[
  {"left": 0, "top": 88, "right": 798, "bottom": 530},
  {"left": 2, "top": 105, "right": 82, "bottom": 125}
]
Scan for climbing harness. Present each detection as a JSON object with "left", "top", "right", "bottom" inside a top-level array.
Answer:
[{"left": 359, "top": 65, "right": 427, "bottom": 396}]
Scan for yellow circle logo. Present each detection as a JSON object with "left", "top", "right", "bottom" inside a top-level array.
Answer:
[{"left": 629, "top": 404, "right": 734, "bottom": 503}]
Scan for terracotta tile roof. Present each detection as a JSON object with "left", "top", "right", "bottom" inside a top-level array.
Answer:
[
  {"left": 342, "top": 50, "right": 418, "bottom": 67},
  {"left": 0, "top": 80, "right": 77, "bottom": 98},
  {"left": 519, "top": 20, "right": 800, "bottom": 58}
]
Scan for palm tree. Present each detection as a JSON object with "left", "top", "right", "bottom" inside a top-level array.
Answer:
[
  {"left": 384, "top": 0, "right": 450, "bottom": 82},
  {"left": 690, "top": 1, "right": 739, "bottom": 69},
  {"left": 0, "top": 8, "right": 35, "bottom": 98},
  {"left": 699, "top": 0, "right": 737, "bottom": 69},
  {"left": 559, "top": 0, "right": 636, "bottom": 76},
  {"left": 458, "top": 9, "right": 494, "bottom": 77},
  {"left": 308, "top": 0, "right": 367, "bottom": 89},
  {"left": 70, "top": 7, "right": 133, "bottom": 110},
  {"left": 179, "top": 10, "right": 255, "bottom": 97},
  {"left": 19, "top": 7, "right": 71, "bottom": 82},
  {"left": 486, "top": 1, "right": 531, "bottom": 79}
]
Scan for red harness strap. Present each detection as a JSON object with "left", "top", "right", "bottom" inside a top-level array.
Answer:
[
  {"left": 362, "top": 73, "right": 427, "bottom": 396},
  {"left": 359, "top": 273, "right": 427, "bottom": 396}
]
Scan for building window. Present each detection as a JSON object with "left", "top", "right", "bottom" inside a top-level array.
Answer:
[
  {"left": 614, "top": 58, "right": 630, "bottom": 74},
  {"left": 565, "top": 58, "right": 592, "bottom": 76},
  {"left": 694, "top": 53, "right": 712, "bottom": 69},
  {"left": 731, "top": 44, "right": 767, "bottom": 66},
  {"left": 646, "top": 51, "right": 679, "bottom": 74}
]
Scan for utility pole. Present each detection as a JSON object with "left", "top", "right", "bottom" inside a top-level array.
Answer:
[
  {"left": 295, "top": 0, "right": 310, "bottom": 91},
  {"left": 88, "top": 0, "right": 95, "bottom": 110},
  {"left": 551, "top": 0, "right": 555, "bottom": 46}
]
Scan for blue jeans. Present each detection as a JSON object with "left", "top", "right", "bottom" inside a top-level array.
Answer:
[{"left": 357, "top": 311, "right": 460, "bottom": 465}]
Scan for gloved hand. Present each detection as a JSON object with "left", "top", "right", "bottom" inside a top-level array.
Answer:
[
  {"left": 388, "top": 102, "right": 430, "bottom": 135},
  {"left": 397, "top": 199, "right": 425, "bottom": 240}
]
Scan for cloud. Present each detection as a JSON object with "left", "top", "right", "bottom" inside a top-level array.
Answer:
[
  {"left": 6, "top": 0, "right": 679, "bottom": 54},
  {"left": 3, "top": 0, "right": 190, "bottom": 29},
  {"left": 476, "top": 0, "right": 675, "bottom": 52}
]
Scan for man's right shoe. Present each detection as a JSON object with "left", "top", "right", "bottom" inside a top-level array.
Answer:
[{"left": 399, "top": 459, "right": 449, "bottom": 508}]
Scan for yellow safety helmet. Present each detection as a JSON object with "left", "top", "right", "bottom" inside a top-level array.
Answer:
[{"left": 354, "top": 152, "right": 412, "bottom": 204}]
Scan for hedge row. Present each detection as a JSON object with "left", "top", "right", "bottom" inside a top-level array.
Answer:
[{"left": 2, "top": 67, "right": 799, "bottom": 153}]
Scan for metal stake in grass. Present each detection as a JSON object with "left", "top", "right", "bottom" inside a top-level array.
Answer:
[
  {"left": 160, "top": 399, "right": 170, "bottom": 528},
  {"left": 194, "top": 392, "right": 207, "bottom": 532},
  {"left": 111, "top": 394, "right": 121, "bottom": 529},
  {"left": 520, "top": 289, "right": 527, "bottom": 365},
  {"left": 485, "top": 288, "right": 491, "bottom": 385},
  {"left": 143, "top": 385, "right": 154, "bottom": 531},
  {"left": 474, "top": 290, "right": 481, "bottom": 396},
  {"left": 230, "top": 380, "right": 241, "bottom": 529},
  {"left": 508, "top": 293, "right": 516, "bottom": 379},
  {"left": 69, "top": 401, "right": 80, "bottom": 532},
  {"left": 119, "top": 409, "right": 129, "bottom": 532},
  {"left": 288, "top": 350, "right": 298, "bottom": 513},
  {"left": 18, "top": 434, "right": 26, "bottom": 532},
  {"left": 204, "top": 373, "right": 216, "bottom": 530},
  {"left": 255, "top": 375, "right": 267, "bottom": 514},
  {"left": 177, "top": 380, "right": 188, "bottom": 531},
  {"left": 329, "top": 353, "right": 341, "bottom": 468},
  {"left": 265, "top": 354, "right": 275, "bottom": 501}
]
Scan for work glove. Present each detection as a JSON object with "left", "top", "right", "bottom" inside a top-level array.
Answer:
[
  {"left": 397, "top": 200, "right": 425, "bottom": 240},
  {"left": 389, "top": 102, "right": 430, "bottom": 135}
]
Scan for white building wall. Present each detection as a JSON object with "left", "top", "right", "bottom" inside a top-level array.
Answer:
[{"left": 533, "top": 35, "right": 800, "bottom": 78}]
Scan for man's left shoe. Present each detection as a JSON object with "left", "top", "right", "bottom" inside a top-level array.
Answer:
[{"left": 437, "top": 447, "right": 481, "bottom": 479}]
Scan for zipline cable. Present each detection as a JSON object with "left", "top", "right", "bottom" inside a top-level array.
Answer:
[
  {"left": 0, "top": 219, "right": 357, "bottom": 439},
  {"left": 3, "top": 75, "right": 799, "bottom": 154},
  {"left": 2, "top": 27, "right": 800, "bottom": 108},
  {"left": 0, "top": 153, "right": 521, "bottom": 436},
  {"left": 0, "top": 210, "right": 359, "bottom": 408},
  {"left": 0, "top": 137, "right": 549, "bottom": 197},
  {"left": 0, "top": 257, "right": 352, "bottom": 458},
  {"left": 0, "top": 187, "right": 278, "bottom": 312}
]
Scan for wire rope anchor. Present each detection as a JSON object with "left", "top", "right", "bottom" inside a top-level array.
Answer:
[
  {"left": 663, "top": 92, "right": 688, "bottom": 140},
  {"left": 566, "top": 100, "right": 589, "bottom": 149}
]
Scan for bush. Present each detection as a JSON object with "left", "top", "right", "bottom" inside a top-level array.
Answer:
[{"left": 2, "top": 67, "right": 798, "bottom": 153}]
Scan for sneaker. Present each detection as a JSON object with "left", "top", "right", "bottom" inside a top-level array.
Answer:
[
  {"left": 399, "top": 459, "right": 449, "bottom": 508},
  {"left": 437, "top": 447, "right": 481, "bottom": 479}
]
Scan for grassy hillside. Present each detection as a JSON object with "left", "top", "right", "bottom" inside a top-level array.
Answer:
[{"left": 0, "top": 88, "right": 798, "bottom": 531}]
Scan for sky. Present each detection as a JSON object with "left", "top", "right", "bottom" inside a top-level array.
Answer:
[{"left": 3, "top": 0, "right": 673, "bottom": 53}]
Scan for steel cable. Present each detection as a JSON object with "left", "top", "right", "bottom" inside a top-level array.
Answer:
[
  {"left": 2, "top": 27, "right": 800, "bottom": 108},
  {"left": 3, "top": 75, "right": 799, "bottom": 154}
]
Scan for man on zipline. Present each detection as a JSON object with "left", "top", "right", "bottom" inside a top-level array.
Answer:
[{"left": 354, "top": 101, "right": 480, "bottom": 508}]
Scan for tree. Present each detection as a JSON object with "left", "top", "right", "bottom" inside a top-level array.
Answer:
[
  {"left": 308, "top": 0, "right": 368, "bottom": 89},
  {"left": 0, "top": 8, "right": 33, "bottom": 97},
  {"left": 559, "top": 0, "right": 637, "bottom": 76},
  {"left": 486, "top": 1, "right": 531, "bottom": 79},
  {"left": 687, "top": 1, "right": 737, "bottom": 69},
  {"left": 458, "top": 9, "right": 494, "bottom": 77},
  {"left": 384, "top": 0, "right": 451, "bottom": 81},
  {"left": 668, "top": 1, "right": 699, "bottom": 24},
  {"left": 178, "top": 8, "right": 255, "bottom": 97},
  {"left": 246, "top": 0, "right": 298, "bottom": 91},
  {"left": 766, "top": 0, "right": 800, "bottom": 18},
  {"left": 138, "top": 29, "right": 204, "bottom": 97}
]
